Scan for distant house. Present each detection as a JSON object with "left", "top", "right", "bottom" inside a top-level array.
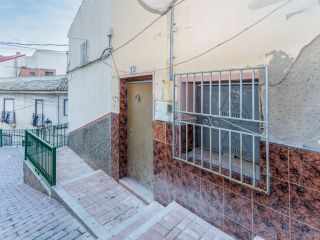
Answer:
[
  {"left": 0, "top": 50, "right": 68, "bottom": 78},
  {"left": 0, "top": 76, "right": 68, "bottom": 129}
]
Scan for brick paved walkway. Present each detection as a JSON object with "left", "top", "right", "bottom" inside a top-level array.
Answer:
[
  {"left": 57, "top": 148, "right": 146, "bottom": 232},
  {"left": 0, "top": 147, "right": 93, "bottom": 240},
  {"left": 56, "top": 148, "right": 235, "bottom": 240}
]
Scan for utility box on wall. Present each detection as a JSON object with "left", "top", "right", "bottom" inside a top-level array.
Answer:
[{"left": 154, "top": 101, "right": 173, "bottom": 122}]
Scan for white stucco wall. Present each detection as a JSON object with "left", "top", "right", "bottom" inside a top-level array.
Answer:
[
  {"left": 0, "top": 92, "right": 68, "bottom": 130},
  {"left": 110, "top": 0, "right": 320, "bottom": 149},
  {"left": 68, "top": 0, "right": 320, "bottom": 149},
  {"left": 68, "top": 0, "right": 113, "bottom": 132},
  {"left": 23, "top": 50, "right": 68, "bottom": 75},
  {"left": 0, "top": 58, "right": 17, "bottom": 78},
  {"left": 0, "top": 50, "right": 67, "bottom": 78}
]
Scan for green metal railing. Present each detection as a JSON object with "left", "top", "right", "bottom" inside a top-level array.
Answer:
[
  {"left": 35, "top": 123, "right": 68, "bottom": 148},
  {"left": 25, "top": 131, "right": 56, "bottom": 186},
  {"left": 1, "top": 123, "right": 68, "bottom": 186},
  {"left": 0, "top": 123, "right": 68, "bottom": 148}
]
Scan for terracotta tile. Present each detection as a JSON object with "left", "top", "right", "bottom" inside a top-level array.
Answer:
[
  {"left": 224, "top": 178, "right": 252, "bottom": 199},
  {"left": 290, "top": 183, "right": 320, "bottom": 229},
  {"left": 119, "top": 99, "right": 127, "bottom": 113},
  {"left": 119, "top": 113, "right": 127, "bottom": 128},
  {"left": 119, "top": 127, "right": 127, "bottom": 141},
  {"left": 166, "top": 164, "right": 177, "bottom": 185},
  {"left": 119, "top": 80, "right": 127, "bottom": 99},
  {"left": 224, "top": 217, "right": 252, "bottom": 240},
  {"left": 168, "top": 157, "right": 182, "bottom": 169},
  {"left": 181, "top": 161, "right": 201, "bottom": 177},
  {"left": 172, "top": 167, "right": 183, "bottom": 190},
  {"left": 111, "top": 113, "right": 119, "bottom": 127},
  {"left": 261, "top": 143, "right": 289, "bottom": 181},
  {"left": 119, "top": 143, "right": 127, "bottom": 156},
  {"left": 166, "top": 122, "right": 173, "bottom": 145},
  {"left": 111, "top": 127, "right": 119, "bottom": 141},
  {"left": 289, "top": 148, "right": 320, "bottom": 190},
  {"left": 152, "top": 121, "right": 166, "bottom": 142},
  {"left": 224, "top": 190, "right": 252, "bottom": 229},
  {"left": 153, "top": 140, "right": 167, "bottom": 163},
  {"left": 201, "top": 169, "right": 224, "bottom": 186},
  {"left": 253, "top": 203, "right": 290, "bottom": 240},
  {"left": 154, "top": 177, "right": 176, "bottom": 206},
  {"left": 180, "top": 169, "right": 200, "bottom": 200},
  {"left": 153, "top": 158, "right": 167, "bottom": 181},
  {"left": 165, "top": 143, "right": 173, "bottom": 163},
  {"left": 290, "top": 219, "right": 320, "bottom": 240},
  {"left": 175, "top": 189, "right": 202, "bottom": 216},
  {"left": 200, "top": 179, "right": 224, "bottom": 214},
  {"left": 119, "top": 83, "right": 127, "bottom": 100},
  {"left": 253, "top": 178, "right": 289, "bottom": 215},
  {"left": 202, "top": 208, "right": 224, "bottom": 230}
]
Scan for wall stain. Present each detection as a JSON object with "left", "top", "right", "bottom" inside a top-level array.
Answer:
[
  {"left": 265, "top": 50, "right": 294, "bottom": 85},
  {"left": 286, "top": 8, "right": 306, "bottom": 20},
  {"left": 248, "top": 0, "right": 285, "bottom": 10}
]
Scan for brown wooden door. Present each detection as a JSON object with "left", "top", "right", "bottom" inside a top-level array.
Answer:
[{"left": 127, "top": 81, "right": 153, "bottom": 189}]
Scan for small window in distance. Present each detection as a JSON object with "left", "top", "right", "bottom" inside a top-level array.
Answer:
[
  {"left": 80, "top": 41, "right": 88, "bottom": 66},
  {"left": 29, "top": 72, "right": 36, "bottom": 77},
  {"left": 45, "top": 71, "right": 54, "bottom": 76},
  {"left": 63, "top": 99, "right": 68, "bottom": 116}
]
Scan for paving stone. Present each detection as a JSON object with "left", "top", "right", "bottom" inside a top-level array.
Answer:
[{"left": 0, "top": 147, "right": 93, "bottom": 240}]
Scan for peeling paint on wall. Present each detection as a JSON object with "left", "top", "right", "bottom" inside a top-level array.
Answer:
[
  {"left": 265, "top": 50, "right": 294, "bottom": 85},
  {"left": 248, "top": 0, "right": 286, "bottom": 10},
  {"left": 286, "top": 8, "right": 306, "bottom": 20},
  {"left": 269, "top": 34, "right": 320, "bottom": 149}
]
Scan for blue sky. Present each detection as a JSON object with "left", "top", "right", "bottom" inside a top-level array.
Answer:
[{"left": 0, "top": 0, "right": 82, "bottom": 56}]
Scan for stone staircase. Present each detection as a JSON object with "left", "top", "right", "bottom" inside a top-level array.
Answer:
[{"left": 54, "top": 148, "right": 234, "bottom": 240}]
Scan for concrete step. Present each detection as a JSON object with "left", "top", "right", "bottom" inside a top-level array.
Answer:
[
  {"left": 124, "top": 202, "right": 180, "bottom": 240},
  {"left": 110, "top": 202, "right": 164, "bottom": 240},
  {"left": 124, "top": 201, "right": 235, "bottom": 240},
  {"left": 119, "top": 177, "right": 154, "bottom": 204},
  {"left": 52, "top": 181, "right": 111, "bottom": 239}
]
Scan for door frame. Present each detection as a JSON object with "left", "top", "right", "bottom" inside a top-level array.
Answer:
[{"left": 117, "top": 74, "right": 154, "bottom": 181}]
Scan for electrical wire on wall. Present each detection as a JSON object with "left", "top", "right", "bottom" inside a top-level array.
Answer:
[
  {"left": 67, "top": 0, "right": 187, "bottom": 74},
  {"left": 6, "top": 95, "right": 60, "bottom": 113},
  {"left": 68, "top": 0, "right": 292, "bottom": 77}
]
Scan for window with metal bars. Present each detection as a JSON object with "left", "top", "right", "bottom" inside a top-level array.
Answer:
[{"left": 173, "top": 67, "right": 270, "bottom": 194}]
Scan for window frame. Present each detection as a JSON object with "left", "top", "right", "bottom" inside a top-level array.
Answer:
[
  {"left": 35, "top": 99, "right": 44, "bottom": 115},
  {"left": 29, "top": 71, "right": 36, "bottom": 77},
  {"left": 4, "top": 98, "right": 14, "bottom": 113},
  {"left": 63, "top": 99, "right": 68, "bottom": 116},
  {"left": 80, "top": 41, "right": 88, "bottom": 66},
  {"left": 45, "top": 71, "right": 54, "bottom": 76}
]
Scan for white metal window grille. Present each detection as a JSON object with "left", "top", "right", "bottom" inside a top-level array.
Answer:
[{"left": 173, "top": 67, "right": 270, "bottom": 194}]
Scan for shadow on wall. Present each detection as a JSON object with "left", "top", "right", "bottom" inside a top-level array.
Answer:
[
  {"left": 286, "top": 8, "right": 306, "bottom": 20},
  {"left": 248, "top": 0, "right": 286, "bottom": 10}
]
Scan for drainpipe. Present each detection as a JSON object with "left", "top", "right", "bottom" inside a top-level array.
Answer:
[{"left": 169, "top": 7, "right": 175, "bottom": 81}]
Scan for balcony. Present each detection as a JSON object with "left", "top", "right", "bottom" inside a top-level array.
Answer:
[
  {"left": 1, "top": 111, "right": 16, "bottom": 125},
  {"left": 32, "top": 114, "right": 44, "bottom": 127}
]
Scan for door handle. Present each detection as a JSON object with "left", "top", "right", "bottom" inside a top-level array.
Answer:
[{"left": 129, "top": 128, "right": 133, "bottom": 133}]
